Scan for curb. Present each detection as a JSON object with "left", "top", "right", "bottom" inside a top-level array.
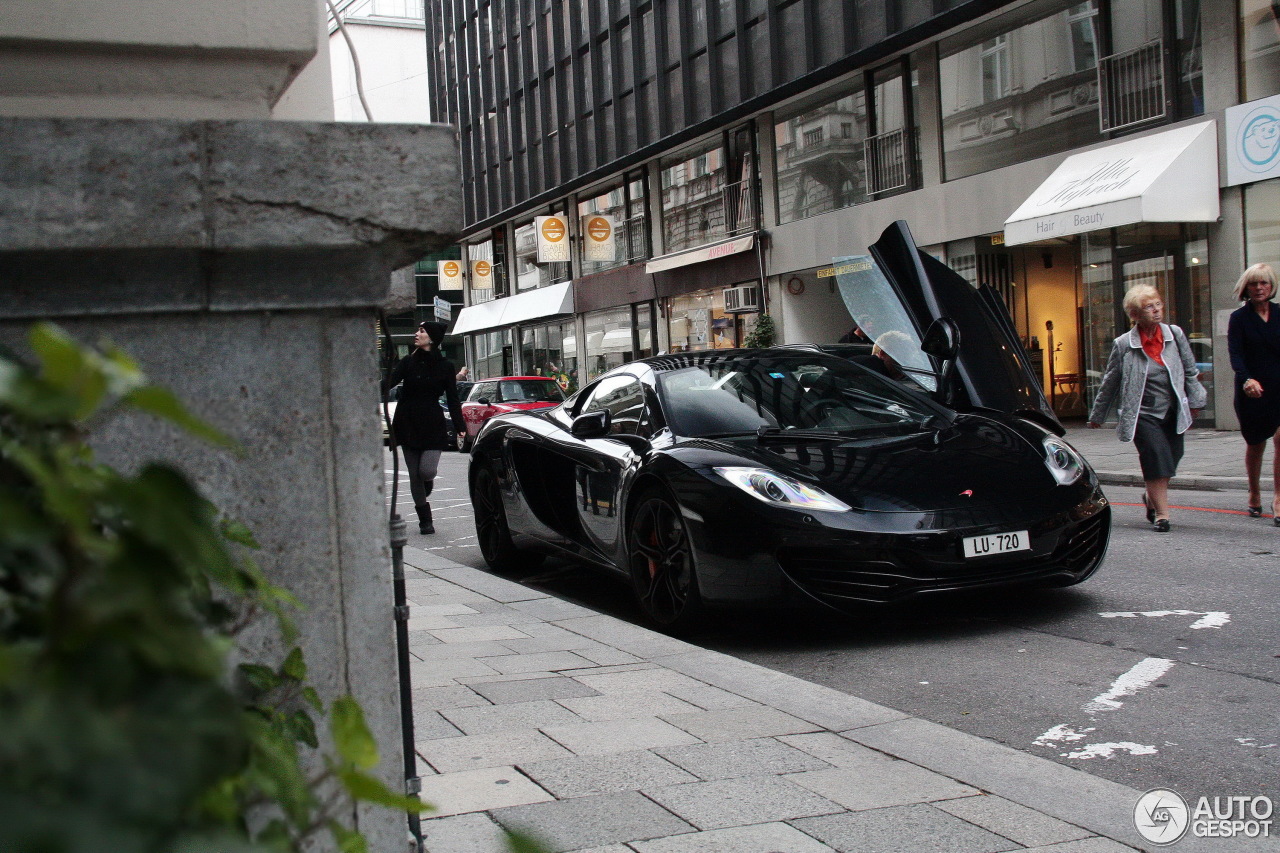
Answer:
[{"left": 1097, "top": 472, "right": 1250, "bottom": 492}]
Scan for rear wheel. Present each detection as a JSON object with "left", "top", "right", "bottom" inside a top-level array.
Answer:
[
  {"left": 627, "top": 491, "right": 702, "bottom": 633},
  {"left": 472, "top": 465, "right": 543, "bottom": 573}
]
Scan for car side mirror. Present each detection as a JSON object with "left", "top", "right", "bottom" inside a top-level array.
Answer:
[
  {"left": 921, "top": 318, "right": 960, "bottom": 405},
  {"left": 477, "top": 397, "right": 491, "bottom": 406},
  {"left": 571, "top": 409, "right": 611, "bottom": 439},
  {"left": 921, "top": 318, "right": 959, "bottom": 360}
]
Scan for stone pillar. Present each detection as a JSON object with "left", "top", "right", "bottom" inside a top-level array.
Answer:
[{"left": 0, "top": 116, "right": 460, "bottom": 849}]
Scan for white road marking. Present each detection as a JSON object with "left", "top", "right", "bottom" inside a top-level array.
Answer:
[
  {"left": 1236, "top": 737, "right": 1278, "bottom": 749},
  {"left": 1034, "top": 657, "right": 1174, "bottom": 760},
  {"left": 1098, "top": 609, "right": 1231, "bottom": 629},
  {"left": 1062, "top": 742, "right": 1159, "bottom": 760},
  {"left": 1084, "top": 657, "right": 1175, "bottom": 714}
]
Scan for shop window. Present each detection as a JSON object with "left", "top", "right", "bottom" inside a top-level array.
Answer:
[
  {"left": 471, "top": 328, "right": 513, "bottom": 379},
  {"left": 519, "top": 320, "right": 578, "bottom": 393},
  {"left": 1241, "top": 0, "right": 1280, "bottom": 100},
  {"left": 583, "top": 306, "right": 637, "bottom": 381},
  {"left": 1245, "top": 180, "right": 1280, "bottom": 265},
  {"left": 667, "top": 290, "right": 737, "bottom": 352}
]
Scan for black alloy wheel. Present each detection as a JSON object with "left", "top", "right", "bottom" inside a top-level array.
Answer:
[
  {"left": 627, "top": 492, "right": 702, "bottom": 632},
  {"left": 472, "top": 465, "right": 543, "bottom": 573}
]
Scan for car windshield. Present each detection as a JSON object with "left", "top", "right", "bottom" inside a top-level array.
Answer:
[
  {"left": 657, "top": 354, "right": 950, "bottom": 439},
  {"left": 499, "top": 379, "right": 565, "bottom": 403}
]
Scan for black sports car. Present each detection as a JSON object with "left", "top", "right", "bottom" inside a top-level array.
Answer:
[{"left": 468, "top": 222, "right": 1110, "bottom": 631}]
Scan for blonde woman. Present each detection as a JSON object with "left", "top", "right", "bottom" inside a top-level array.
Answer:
[
  {"left": 1227, "top": 263, "right": 1280, "bottom": 522},
  {"left": 1088, "top": 284, "right": 1205, "bottom": 532}
]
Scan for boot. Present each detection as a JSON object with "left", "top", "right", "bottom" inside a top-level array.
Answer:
[{"left": 415, "top": 502, "right": 434, "bottom": 535}]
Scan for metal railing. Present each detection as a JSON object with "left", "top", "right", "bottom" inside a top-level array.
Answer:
[
  {"left": 722, "top": 177, "right": 757, "bottom": 236},
  {"left": 1098, "top": 40, "right": 1166, "bottom": 133},
  {"left": 864, "top": 128, "right": 909, "bottom": 196}
]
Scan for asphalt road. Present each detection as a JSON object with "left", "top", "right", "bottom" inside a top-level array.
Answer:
[{"left": 390, "top": 448, "right": 1280, "bottom": 802}]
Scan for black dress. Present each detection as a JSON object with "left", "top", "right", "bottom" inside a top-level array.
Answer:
[
  {"left": 1228, "top": 301, "right": 1280, "bottom": 445},
  {"left": 389, "top": 349, "right": 464, "bottom": 451}
]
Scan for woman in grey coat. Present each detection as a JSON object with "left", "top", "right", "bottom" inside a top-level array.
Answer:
[{"left": 1088, "top": 284, "right": 1206, "bottom": 532}]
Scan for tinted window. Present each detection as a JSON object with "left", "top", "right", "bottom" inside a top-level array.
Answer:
[
  {"left": 657, "top": 354, "right": 948, "bottom": 437},
  {"left": 469, "top": 382, "right": 499, "bottom": 402},
  {"left": 498, "top": 379, "right": 565, "bottom": 403},
  {"left": 582, "top": 375, "right": 650, "bottom": 436}
]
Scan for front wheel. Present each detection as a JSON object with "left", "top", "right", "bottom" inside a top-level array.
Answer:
[
  {"left": 627, "top": 491, "right": 702, "bottom": 633},
  {"left": 472, "top": 465, "right": 543, "bottom": 573}
]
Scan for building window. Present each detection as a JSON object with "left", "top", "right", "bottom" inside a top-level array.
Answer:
[
  {"left": 980, "top": 36, "right": 1010, "bottom": 103},
  {"left": 513, "top": 217, "right": 571, "bottom": 292},
  {"left": 471, "top": 328, "right": 513, "bottom": 380},
  {"left": 774, "top": 85, "right": 869, "bottom": 224},
  {"left": 940, "top": 0, "right": 1103, "bottom": 181},
  {"left": 577, "top": 171, "right": 650, "bottom": 273},
  {"left": 519, "top": 320, "right": 578, "bottom": 393},
  {"left": 666, "top": 290, "right": 735, "bottom": 352},
  {"left": 1242, "top": 0, "right": 1280, "bottom": 99},
  {"left": 583, "top": 306, "right": 639, "bottom": 382}
]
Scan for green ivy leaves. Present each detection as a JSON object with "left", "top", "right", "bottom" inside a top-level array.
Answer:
[{"left": 0, "top": 323, "right": 423, "bottom": 853}]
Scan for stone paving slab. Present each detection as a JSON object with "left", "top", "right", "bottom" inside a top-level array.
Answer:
[
  {"left": 518, "top": 749, "right": 699, "bottom": 798},
  {"left": 644, "top": 775, "right": 843, "bottom": 830},
  {"left": 542, "top": 716, "right": 702, "bottom": 756},
  {"left": 558, "top": 689, "right": 705, "bottom": 722},
  {"left": 468, "top": 675, "right": 601, "bottom": 705},
  {"left": 660, "top": 706, "right": 821, "bottom": 743},
  {"left": 415, "top": 765, "right": 554, "bottom": 817},
  {"left": 630, "top": 822, "right": 837, "bottom": 852},
  {"left": 655, "top": 737, "right": 834, "bottom": 781},
  {"left": 440, "top": 698, "right": 587, "bottom": 735},
  {"left": 490, "top": 791, "right": 695, "bottom": 852},
  {"left": 417, "top": 729, "right": 574, "bottom": 773},
  {"left": 935, "top": 795, "right": 1095, "bottom": 848},
  {"left": 793, "top": 803, "right": 1021, "bottom": 853}
]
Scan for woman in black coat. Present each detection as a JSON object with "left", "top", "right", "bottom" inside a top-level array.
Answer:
[
  {"left": 1228, "top": 262, "right": 1280, "bottom": 523},
  {"left": 389, "top": 321, "right": 464, "bottom": 534}
]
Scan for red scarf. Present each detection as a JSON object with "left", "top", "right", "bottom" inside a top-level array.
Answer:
[{"left": 1139, "top": 325, "right": 1164, "bottom": 366}]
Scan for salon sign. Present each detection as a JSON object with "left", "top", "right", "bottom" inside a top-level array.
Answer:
[{"left": 1225, "top": 94, "right": 1280, "bottom": 187}]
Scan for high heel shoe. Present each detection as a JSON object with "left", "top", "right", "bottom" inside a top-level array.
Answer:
[{"left": 1248, "top": 506, "right": 1263, "bottom": 518}]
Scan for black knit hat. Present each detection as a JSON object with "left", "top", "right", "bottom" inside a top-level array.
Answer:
[{"left": 418, "top": 321, "right": 447, "bottom": 346}]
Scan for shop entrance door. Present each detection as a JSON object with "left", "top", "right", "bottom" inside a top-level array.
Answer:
[{"left": 1114, "top": 244, "right": 1187, "bottom": 330}]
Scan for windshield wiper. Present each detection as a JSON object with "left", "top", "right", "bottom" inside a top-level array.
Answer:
[{"left": 754, "top": 426, "right": 851, "bottom": 443}]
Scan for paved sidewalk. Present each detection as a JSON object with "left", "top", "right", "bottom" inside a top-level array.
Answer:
[
  {"left": 1064, "top": 424, "right": 1256, "bottom": 492},
  {"left": 402, "top": 546, "right": 1273, "bottom": 853}
]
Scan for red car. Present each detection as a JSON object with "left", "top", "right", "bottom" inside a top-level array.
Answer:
[{"left": 459, "top": 376, "right": 566, "bottom": 452}]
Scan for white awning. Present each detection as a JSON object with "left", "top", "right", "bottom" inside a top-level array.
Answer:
[
  {"left": 645, "top": 233, "right": 755, "bottom": 274},
  {"left": 1003, "top": 121, "right": 1219, "bottom": 246},
  {"left": 451, "top": 281, "right": 574, "bottom": 335}
]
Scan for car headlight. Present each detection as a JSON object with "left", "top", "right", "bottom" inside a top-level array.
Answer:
[
  {"left": 1043, "top": 435, "right": 1085, "bottom": 486},
  {"left": 714, "top": 467, "right": 851, "bottom": 512}
]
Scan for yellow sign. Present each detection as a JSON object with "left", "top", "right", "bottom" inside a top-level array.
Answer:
[
  {"left": 991, "top": 233, "right": 1005, "bottom": 245},
  {"left": 438, "top": 259, "right": 463, "bottom": 290},
  {"left": 587, "top": 216, "right": 611, "bottom": 242},
  {"left": 816, "top": 260, "right": 874, "bottom": 278},
  {"left": 535, "top": 215, "right": 570, "bottom": 262},
  {"left": 474, "top": 260, "right": 491, "bottom": 276}
]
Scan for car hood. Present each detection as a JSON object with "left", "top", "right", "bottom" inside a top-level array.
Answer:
[{"left": 678, "top": 417, "right": 1064, "bottom": 512}]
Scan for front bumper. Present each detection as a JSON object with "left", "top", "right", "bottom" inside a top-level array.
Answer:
[{"left": 677, "top": 474, "right": 1110, "bottom": 610}]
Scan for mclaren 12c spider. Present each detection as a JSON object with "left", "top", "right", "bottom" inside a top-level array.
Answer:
[{"left": 468, "top": 221, "right": 1110, "bottom": 631}]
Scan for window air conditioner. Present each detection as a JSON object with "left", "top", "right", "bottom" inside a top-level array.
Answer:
[{"left": 723, "top": 284, "right": 761, "bottom": 313}]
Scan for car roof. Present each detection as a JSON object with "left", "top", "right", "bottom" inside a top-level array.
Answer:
[
  {"left": 620, "top": 347, "right": 849, "bottom": 376},
  {"left": 478, "top": 375, "right": 560, "bottom": 382}
]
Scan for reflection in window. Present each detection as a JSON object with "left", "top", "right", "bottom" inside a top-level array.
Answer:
[
  {"left": 660, "top": 135, "right": 755, "bottom": 253},
  {"left": 519, "top": 321, "right": 578, "bottom": 394},
  {"left": 471, "top": 328, "right": 512, "bottom": 379},
  {"left": 577, "top": 174, "right": 649, "bottom": 273},
  {"left": 584, "top": 306, "right": 636, "bottom": 382},
  {"left": 667, "top": 291, "right": 736, "bottom": 353},
  {"left": 774, "top": 87, "right": 869, "bottom": 224},
  {"left": 1242, "top": 0, "right": 1280, "bottom": 99},
  {"left": 513, "top": 219, "right": 571, "bottom": 292},
  {"left": 940, "top": 0, "right": 1102, "bottom": 181}
]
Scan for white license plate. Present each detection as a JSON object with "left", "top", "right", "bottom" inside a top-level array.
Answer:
[{"left": 962, "top": 530, "right": 1030, "bottom": 559}]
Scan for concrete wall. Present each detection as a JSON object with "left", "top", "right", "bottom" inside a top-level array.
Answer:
[{"left": 0, "top": 3, "right": 460, "bottom": 847}]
